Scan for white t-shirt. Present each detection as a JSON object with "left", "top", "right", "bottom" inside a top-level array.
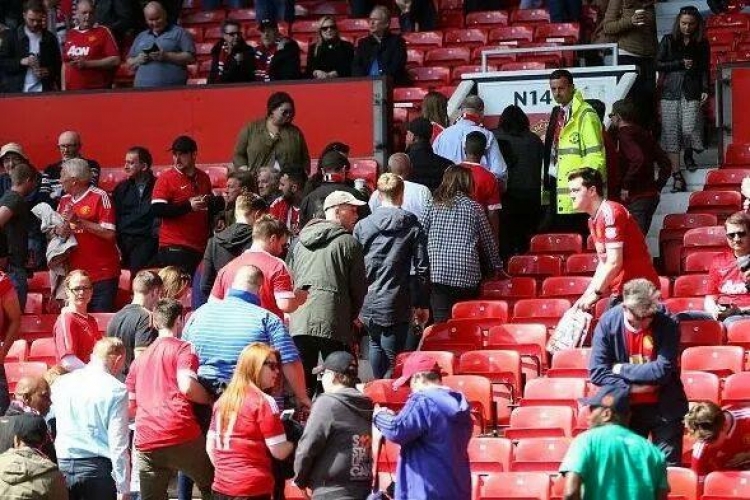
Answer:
[{"left": 23, "top": 28, "right": 43, "bottom": 93}]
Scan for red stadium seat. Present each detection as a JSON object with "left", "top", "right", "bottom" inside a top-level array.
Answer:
[
  {"left": 90, "top": 313, "right": 115, "bottom": 333},
  {"left": 521, "top": 377, "right": 587, "bottom": 408},
  {"left": 502, "top": 61, "right": 547, "bottom": 71},
  {"left": 195, "top": 42, "right": 214, "bottom": 58},
  {"left": 28, "top": 338, "right": 56, "bottom": 366},
  {"left": 408, "top": 66, "right": 451, "bottom": 86},
  {"left": 703, "top": 471, "right": 750, "bottom": 499},
  {"left": 183, "top": 26, "right": 203, "bottom": 42},
  {"left": 534, "top": 22, "right": 579, "bottom": 43},
  {"left": 98, "top": 168, "right": 128, "bottom": 193},
  {"left": 679, "top": 320, "right": 724, "bottom": 350},
  {"left": 421, "top": 321, "right": 483, "bottom": 352},
  {"left": 424, "top": 47, "right": 471, "bottom": 66},
  {"left": 488, "top": 26, "right": 535, "bottom": 45},
  {"left": 508, "top": 255, "right": 564, "bottom": 280},
  {"left": 478, "top": 472, "right": 551, "bottom": 500},
  {"left": 721, "top": 372, "right": 750, "bottom": 404},
  {"left": 529, "top": 233, "right": 583, "bottom": 256},
  {"left": 439, "top": 10, "right": 464, "bottom": 28},
  {"left": 487, "top": 323, "right": 548, "bottom": 376},
  {"left": 540, "top": 276, "right": 591, "bottom": 303},
  {"left": 505, "top": 406, "right": 575, "bottom": 439},
  {"left": 680, "top": 371, "right": 721, "bottom": 404},
  {"left": 311, "top": 2, "right": 349, "bottom": 15},
  {"left": 687, "top": 191, "right": 742, "bottom": 223},
  {"left": 683, "top": 250, "right": 724, "bottom": 274},
  {"left": 445, "top": 28, "right": 488, "bottom": 47},
  {"left": 20, "top": 314, "right": 58, "bottom": 341},
  {"left": 468, "top": 437, "right": 512, "bottom": 473},
  {"left": 726, "top": 142, "right": 750, "bottom": 165},
  {"left": 682, "top": 225, "right": 727, "bottom": 250},
  {"left": 349, "top": 159, "right": 378, "bottom": 188},
  {"left": 667, "top": 467, "right": 699, "bottom": 500},
  {"left": 204, "top": 25, "right": 223, "bottom": 41},
  {"left": 480, "top": 277, "right": 537, "bottom": 307},
  {"left": 452, "top": 300, "right": 508, "bottom": 321},
  {"left": 291, "top": 19, "right": 319, "bottom": 34},
  {"left": 726, "top": 319, "right": 750, "bottom": 349},
  {"left": 393, "top": 351, "right": 456, "bottom": 377},
  {"left": 6, "top": 362, "right": 48, "bottom": 392},
  {"left": 707, "top": 13, "right": 750, "bottom": 29},
  {"left": 510, "top": 8, "right": 551, "bottom": 24},
  {"left": 471, "top": 45, "right": 517, "bottom": 65},
  {"left": 705, "top": 169, "right": 750, "bottom": 190},
  {"left": 337, "top": 18, "right": 370, "bottom": 35},
  {"left": 393, "top": 86, "right": 428, "bottom": 104},
  {"left": 28, "top": 272, "right": 51, "bottom": 294},
  {"left": 452, "top": 65, "right": 497, "bottom": 82},
  {"left": 673, "top": 274, "right": 712, "bottom": 298},
  {"left": 362, "top": 379, "right": 411, "bottom": 411},
  {"left": 439, "top": 0, "right": 464, "bottom": 9},
  {"left": 443, "top": 375, "right": 495, "bottom": 432},
  {"left": 659, "top": 213, "right": 718, "bottom": 276},
  {"left": 6, "top": 339, "right": 28, "bottom": 363},
  {"left": 466, "top": 10, "right": 509, "bottom": 26},
  {"left": 459, "top": 350, "right": 521, "bottom": 423},
  {"left": 659, "top": 276, "right": 672, "bottom": 299},
  {"left": 565, "top": 253, "right": 599, "bottom": 276},
  {"left": 512, "top": 298, "right": 570, "bottom": 329},
  {"left": 182, "top": 10, "right": 226, "bottom": 24},
  {"left": 546, "top": 348, "right": 591, "bottom": 378},
  {"left": 663, "top": 297, "right": 706, "bottom": 315},
  {"left": 406, "top": 48, "right": 424, "bottom": 67},
  {"left": 401, "top": 30, "right": 444, "bottom": 49},
  {"left": 24, "top": 293, "right": 43, "bottom": 315},
  {"left": 681, "top": 345, "right": 745, "bottom": 378},
  {"left": 227, "top": 8, "right": 256, "bottom": 21},
  {"left": 511, "top": 437, "right": 571, "bottom": 472}
]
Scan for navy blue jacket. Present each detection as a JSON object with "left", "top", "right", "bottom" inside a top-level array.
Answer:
[{"left": 589, "top": 305, "right": 688, "bottom": 422}]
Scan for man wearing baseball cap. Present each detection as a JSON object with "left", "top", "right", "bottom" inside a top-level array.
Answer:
[
  {"left": 295, "top": 351, "right": 374, "bottom": 499},
  {"left": 560, "top": 385, "right": 669, "bottom": 500},
  {"left": 372, "top": 353, "right": 473, "bottom": 500},
  {"left": 288, "top": 191, "right": 367, "bottom": 395}
]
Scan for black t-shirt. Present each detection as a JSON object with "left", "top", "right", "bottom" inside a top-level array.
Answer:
[
  {"left": 0, "top": 190, "right": 28, "bottom": 268},
  {"left": 106, "top": 304, "right": 157, "bottom": 374}
]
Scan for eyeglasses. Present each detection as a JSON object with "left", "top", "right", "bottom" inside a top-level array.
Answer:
[
  {"left": 224, "top": 31, "right": 240, "bottom": 36},
  {"left": 727, "top": 231, "right": 748, "bottom": 240},
  {"left": 278, "top": 108, "right": 293, "bottom": 117},
  {"left": 68, "top": 285, "right": 92, "bottom": 293},
  {"left": 320, "top": 25, "right": 336, "bottom": 31},
  {"left": 626, "top": 307, "right": 655, "bottom": 322},
  {"left": 263, "top": 360, "right": 280, "bottom": 371}
]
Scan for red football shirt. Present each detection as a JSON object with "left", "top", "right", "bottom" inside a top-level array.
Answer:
[
  {"left": 460, "top": 162, "right": 502, "bottom": 212},
  {"left": 708, "top": 251, "right": 750, "bottom": 307},
  {"left": 430, "top": 122, "right": 445, "bottom": 145},
  {"left": 63, "top": 26, "right": 119, "bottom": 90},
  {"left": 269, "top": 197, "right": 300, "bottom": 235},
  {"left": 126, "top": 336, "right": 202, "bottom": 451},
  {"left": 210, "top": 249, "right": 295, "bottom": 319},
  {"left": 54, "top": 311, "right": 102, "bottom": 364},
  {"left": 588, "top": 200, "right": 659, "bottom": 295},
  {"left": 152, "top": 167, "right": 213, "bottom": 253},
  {"left": 208, "top": 389, "right": 286, "bottom": 496},
  {"left": 0, "top": 273, "right": 16, "bottom": 334},
  {"left": 58, "top": 188, "right": 120, "bottom": 283},
  {"left": 692, "top": 406, "right": 750, "bottom": 480},
  {"left": 623, "top": 321, "right": 658, "bottom": 405}
]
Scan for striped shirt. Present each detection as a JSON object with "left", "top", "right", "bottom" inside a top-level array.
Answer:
[{"left": 183, "top": 289, "right": 300, "bottom": 383}]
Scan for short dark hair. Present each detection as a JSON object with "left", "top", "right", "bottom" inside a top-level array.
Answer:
[
  {"left": 227, "top": 170, "right": 256, "bottom": 191},
  {"left": 549, "top": 69, "right": 574, "bottom": 84},
  {"left": 586, "top": 99, "right": 606, "bottom": 123},
  {"left": 464, "top": 131, "right": 487, "bottom": 157},
  {"left": 280, "top": 167, "right": 307, "bottom": 189},
  {"left": 24, "top": 0, "right": 46, "bottom": 14},
  {"left": 152, "top": 298, "right": 183, "bottom": 330},
  {"left": 222, "top": 19, "right": 241, "bottom": 32},
  {"left": 267, "top": 91, "right": 294, "bottom": 117},
  {"left": 567, "top": 167, "right": 604, "bottom": 196},
  {"left": 127, "top": 146, "right": 153, "bottom": 168},
  {"left": 499, "top": 105, "right": 530, "bottom": 135},
  {"left": 611, "top": 99, "right": 638, "bottom": 123},
  {"left": 10, "top": 163, "right": 37, "bottom": 186}
]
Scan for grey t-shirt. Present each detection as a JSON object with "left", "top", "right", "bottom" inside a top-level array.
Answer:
[
  {"left": 106, "top": 304, "right": 157, "bottom": 374},
  {"left": 129, "top": 24, "right": 195, "bottom": 88}
]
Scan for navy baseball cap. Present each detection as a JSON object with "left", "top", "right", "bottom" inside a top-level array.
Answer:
[{"left": 580, "top": 385, "right": 630, "bottom": 414}]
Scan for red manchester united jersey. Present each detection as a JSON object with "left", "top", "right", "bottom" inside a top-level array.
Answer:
[
  {"left": 63, "top": 26, "right": 119, "bottom": 90},
  {"left": 692, "top": 406, "right": 750, "bottom": 481}
]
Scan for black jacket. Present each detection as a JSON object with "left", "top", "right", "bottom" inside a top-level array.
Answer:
[
  {"left": 352, "top": 32, "right": 409, "bottom": 85},
  {"left": 255, "top": 38, "right": 301, "bottom": 81},
  {"left": 94, "top": 0, "right": 135, "bottom": 41},
  {"left": 495, "top": 128, "right": 544, "bottom": 196},
  {"left": 208, "top": 39, "right": 255, "bottom": 84},
  {"left": 199, "top": 222, "right": 254, "bottom": 296},
  {"left": 305, "top": 39, "right": 354, "bottom": 78},
  {"left": 298, "top": 182, "right": 370, "bottom": 229},
  {"left": 112, "top": 172, "right": 156, "bottom": 238},
  {"left": 406, "top": 141, "right": 453, "bottom": 192},
  {"left": 656, "top": 34, "right": 710, "bottom": 100},
  {"left": 0, "top": 25, "right": 61, "bottom": 93}
]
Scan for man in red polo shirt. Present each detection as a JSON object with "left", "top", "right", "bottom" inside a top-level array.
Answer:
[
  {"left": 459, "top": 131, "right": 502, "bottom": 245},
  {"left": 687, "top": 402, "right": 750, "bottom": 482},
  {"left": 152, "top": 136, "right": 220, "bottom": 275},
  {"left": 567, "top": 167, "right": 660, "bottom": 310}
]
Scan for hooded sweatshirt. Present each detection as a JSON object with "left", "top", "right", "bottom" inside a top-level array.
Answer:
[
  {"left": 288, "top": 220, "right": 367, "bottom": 344},
  {"left": 353, "top": 206, "right": 429, "bottom": 325},
  {"left": 294, "top": 387, "right": 374, "bottom": 500},
  {"left": 374, "top": 386, "right": 473, "bottom": 500},
  {"left": 199, "top": 222, "right": 254, "bottom": 296},
  {"left": 0, "top": 447, "right": 68, "bottom": 500}
]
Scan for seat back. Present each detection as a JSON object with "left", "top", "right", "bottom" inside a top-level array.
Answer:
[
  {"left": 487, "top": 323, "right": 548, "bottom": 377},
  {"left": 468, "top": 437, "right": 512, "bottom": 473},
  {"left": 506, "top": 405, "right": 575, "bottom": 439},
  {"left": 511, "top": 437, "right": 572, "bottom": 472},
  {"left": 681, "top": 346, "right": 745, "bottom": 378},
  {"left": 521, "top": 377, "right": 587, "bottom": 408},
  {"left": 443, "top": 375, "right": 495, "bottom": 432},
  {"left": 540, "top": 276, "right": 592, "bottom": 302},
  {"left": 5, "top": 362, "right": 49, "bottom": 392},
  {"left": 703, "top": 471, "right": 750, "bottom": 498},
  {"left": 529, "top": 233, "right": 583, "bottom": 255},
  {"left": 478, "top": 472, "right": 551, "bottom": 500},
  {"left": 667, "top": 467, "right": 699, "bottom": 500},
  {"left": 726, "top": 319, "right": 750, "bottom": 349},
  {"left": 547, "top": 348, "right": 591, "bottom": 378},
  {"left": 28, "top": 338, "right": 56, "bottom": 366},
  {"left": 679, "top": 320, "right": 724, "bottom": 350},
  {"left": 564, "top": 253, "right": 599, "bottom": 276},
  {"left": 480, "top": 277, "right": 537, "bottom": 308},
  {"left": 673, "top": 274, "right": 713, "bottom": 298},
  {"left": 393, "top": 351, "right": 455, "bottom": 377},
  {"left": 721, "top": 372, "right": 750, "bottom": 404},
  {"left": 680, "top": 371, "right": 721, "bottom": 404},
  {"left": 508, "top": 255, "right": 564, "bottom": 279},
  {"left": 452, "top": 300, "right": 509, "bottom": 321},
  {"left": 512, "top": 299, "right": 570, "bottom": 328}
]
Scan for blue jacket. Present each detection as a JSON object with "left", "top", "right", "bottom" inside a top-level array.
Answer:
[
  {"left": 589, "top": 305, "right": 688, "bottom": 421},
  {"left": 373, "top": 386, "right": 472, "bottom": 500}
]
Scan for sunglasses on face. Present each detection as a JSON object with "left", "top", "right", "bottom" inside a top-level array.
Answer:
[
  {"left": 626, "top": 307, "right": 655, "bottom": 321},
  {"left": 727, "top": 231, "right": 748, "bottom": 240},
  {"left": 224, "top": 31, "right": 240, "bottom": 36},
  {"left": 320, "top": 25, "right": 336, "bottom": 31},
  {"left": 694, "top": 421, "right": 715, "bottom": 431},
  {"left": 69, "top": 285, "right": 92, "bottom": 293}
]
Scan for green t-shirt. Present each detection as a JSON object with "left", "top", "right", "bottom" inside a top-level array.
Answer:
[{"left": 559, "top": 424, "right": 669, "bottom": 500}]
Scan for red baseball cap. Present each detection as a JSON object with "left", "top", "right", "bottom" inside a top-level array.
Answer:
[{"left": 392, "top": 353, "right": 443, "bottom": 390}]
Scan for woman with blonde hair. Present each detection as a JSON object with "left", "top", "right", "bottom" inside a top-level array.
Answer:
[
  {"left": 306, "top": 15, "right": 354, "bottom": 79},
  {"left": 421, "top": 91, "right": 449, "bottom": 144},
  {"left": 158, "top": 266, "right": 191, "bottom": 300},
  {"left": 52, "top": 270, "right": 101, "bottom": 371},
  {"left": 207, "top": 343, "right": 293, "bottom": 500}
]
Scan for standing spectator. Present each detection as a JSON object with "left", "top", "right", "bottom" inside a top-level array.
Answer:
[
  {"left": 685, "top": 401, "right": 750, "bottom": 480},
  {"left": 294, "top": 351, "right": 374, "bottom": 498},
  {"left": 459, "top": 131, "right": 502, "bottom": 244},
  {"left": 0, "top": 270, "right": 21, "bottom": 415},
  {"left": 215, "top": 171, "right": 256, "bottom": 230},
  {"left": 158, "top": 266, "right": 191, "bottom": 301},
  {"left": 354, "top": 173, "right": 429, "bottom": 378},
  {"left": 202, "top": 0, "right": 248, "bottom": 10},
  {"left": 232, "top": 92, "right": 311, "bottom": 174},
  {"left": 657, "top": 6, "right": 709, "bottom": 189},
  {"left": 253, "top": 19, "right": 301, "bottom": 82},
  {"left": 395, "top": 0, "right": 437, "bottom": 32},
  {"left": 0, "top": 413, "right": 67, "bottom": 500},
  {"left": 433, "top": 96, "right": 508, "bottom": 183},
  {"left": 588, "top": 98, "right": 622, "bottom": 203},
  {"left": 94, "top": 0, "right": 136, "bottom": 43},
  {"left": 112, "top": 146, "right": 158, "bottom": 274},
  {"left": 288, "top": 191, "right": 367, "bottom": 394},
  {"left": 421, "top": 91, "right": 449, "bottom": 144},
  {"left": 589, "top": 278, "right": 688, "bottom": 466},
  {"left": 567, "top": 168, "right": 659, "bottom": 310},
  {"left": 55, "top": 159, "right": 120, "bottom": 312},
  {"left": 206, "top": 343, "right": 293, "bottom": 500},
  {"left": 41, "top": 131, "right": 102, "bottom": 209},
  {"left": 207, "top": 20, "right": 255, "bottom": 84},
  {"left": 151, "top": 135, "right": 218, "bottom": 276},
  {"left": 560, "top": 386, "right": 669, "bottom": 499},
  {"left": 126, "top": 298, "right": 214, "bottom": 500},
  {"left": 52, "top": 337, "right": 130, "bottom": 500},
  {"left": 494, "top": 104, "right": 544, "bottom": 257},
  {"left": 352, "top": 6, "right": 409, "bottom": 86},
  {"left": 126, "top": 1, "right": 196, "bottom": 88},
  {"left": 257, "top": 166, "right": 281, "bottom": 205},
  {"left": 420, "top": 166, "right": 503, "bottom": 323},
  {"left": 0, "top": 0, "right": 61, "bottom": 93},
  {"left": 609, "top": 99, "right": 671, "bottom": 235},
  {"left": 373, "top": 353, "right": 473, "bottom": 500},
  {"left": 54, "top": 270, "right": 102, "bottom": 371},
  {"left": 270, "top": 168, "right": 306, "bottom": 237},
  {"left": 548, "top": 0, "right": 581, "bottom": 22},
  {"left": 0, "top": 163, "right": 37, "bottom": 309},
  {"left": 368, "top": 153, "right": 432, "bottom": 220},
  {"left": 542, "top": 69, "right": 605, "bottom": 236},
  {"left": 106, "top": 269, "right": 162, "bottom": 375},
  {"left": 0, "top": 143, "right": 29, "bottom": 195},
  {"left": 306, "top": 16, "right": 354, "bottom": 79},
  {"left": 43, "top": 0, "right": 69, "bottom": 46},
  {"left": 61, "top": 0, "right": 120, "bottom": 91},
  {"left": 405, "top": 117, "right": 453, "bottom": 193},
  {"left": 187, "top": 265, "right": 310, "bottom": 407}
]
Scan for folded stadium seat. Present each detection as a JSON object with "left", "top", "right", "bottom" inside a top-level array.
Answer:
[
  {"left": 24, "top": 293, "right": 43, "bottom": 315},
  {"left": 508, "top": 255, "right": 564, "bottom": 281},
  {"left": 726, "top": 319, "right": 750, "bottom": 349},
  {"left": 659, "top": 213, "right": 717, "bottom": 276},
  {"left": 564, "top": 252, "right": 599, "bottom": 276},
  {"left": 471, "top": 46, "right": 517, "bottom": 66},
  {"left": 452, "top": 301, "right": 508, "bottom": 322},
  {"left": 20, "top": 314, "right": 58, "bottom": 342},
  {"left": 406, "top": 48, "right": 425, "bottom": 67},
  {"left": 443, "top": 375, "right": 495, "bottom": 433},
  {"left": 663, "top": 297, "right": 705, "bottom": 316},
  {"left": 401, "top": 30, "right": 444, "bottom": 49},
  {"left": 362, "top": 378, "right": 412, "bottom": 411},
  {"left": 421, "top": 321, "right": 484, "bottom": 353},
  {"left": 424, "top": 47, "right": 471, "bottom": 67},
  {"left": 502, "top": 61, "right": 546, "bottom": 71},
  {"left": 540, "top": 276, "right": 592, "bottom": 303},
  {"left": 197, "top": 60, "right": 211, "bottom": 77},
  {"left": 683, "top": 250, "right": 724, "bottom": 274},
  {"left": 686, "top": 191, "right": 742, "bottom": 223},
  {"left": 465, "top": 10, "right": 510, "bottom": 27},
  {"left": 682, "top": 225, "right": 728, "bottom": 259},
  {"left": 512, "top": 298, "right": 570, "bottom": 329},
  {"left": 6, "top": 339, "right": 28, "bottom": 363},
  {"left": 291, "top": 19, "right": 319, "bottom": 35},
  {"left": 393, "top": 351, "right": 455, "bottom": 377},
  {"left": 310, "top": 1, "right": 349, "bottom": 15},
  {"left": 534, "top": 22, "right": 580, "bottom": 44},
  {"left": 451, "top": 65, "right": 498, "bottom": 83},
  {"left": 505, "top": 405, "right": 575, "bottom": 439},
  {"left": 510, "top": 8, "right": 551, "bottom": 24},
  {"left": 194, "top": 42, "right": 214, "bottom": 62},
  {"left": 336, "top": 18, "right": 370, "bottom": 37},
  {"left": 98, "top": 168, "right": 128, "bottom": 194},
  {"left": 707, "top": 12, "right": 750, "bottom": 30},
  {"left": 679, "top": 319, "right": 724, "bottom": 350},
  {"left": 477, "top": 472, "right": 552, "bottom": 500},
  {"left": 182, "top": 10, "right": 226, "bottom": 29},
  {"left": 726, "top": 142, "right": 750, "bottom": 165},
  {"left": 227, "top": 7, "right": 256, "bottom": 21},
  {"left": 529, "top": 233, "right": 583, "bottom": 256},
  {"left": 439, "top": 0, "right": 464, "bottom": 10},
  {"left": 5, "top": 362, "right": 48, "bottom": 392},
  {"left": 408, "top": 66, "right": 451, "bottom": 86},
  {"left": 203, "top": 25, "right": 223, "bottom": 42},
  {"left": 672, "top": 274, "right": 712, "bottom": 298},
  {"left": 393, "top": 86, "right": 428, "bottom": 105},
  {"left": 520, "top": 377, "right": 587, "bottom": 409},
  {"left": 183, "top": 26, "right": 204, "bottom": 43},
  {"left": 721, "top": 372, "right": 750, "bottom": 404},
  {"left": 510, "top": 437, "right": 572, "bottom": 473},
  {"left": 487, "top": 323, "right": 547, "bottom": 378},
  {"left": 27, "top": 338, "right": 56, "bottom": 367},
  {"left": 439, "top": 10, "right": 465, "bottom": 28},
  {"left": 702, "top": 471, "right": 750, "bottom": 499},
  {"left": 680, "top": 371, "right": 721, "bottom": 405},
  {"left": 468, "top": 437, "right": 513, "bottom": 473},
  {"left": 681, "top": 345, "right": 745, "bottom": 378},
  {"left": 705, "top": 168, "right": 750, "bottom": 190},
  {"left": 444, "top": 28, "right": 488, "bottom": 48},
  {"left": 667, "top": 467, "right": 699, "bottom": 500},
  {"left": 488, "top": 25, "right": 535, "bottom": 45},
  {"left": 459, "top": 350, "right": 521, "bottom": 424},
  {"left": 546, "top": 348, "right": 591, "bottom": 378},
  {"left": 480, "top": 277, "right": 537, "bottom": 309}
]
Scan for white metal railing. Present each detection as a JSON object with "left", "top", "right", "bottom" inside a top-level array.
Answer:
[{"left": 480, "top": 43, "right": 621, "bottom": 72}]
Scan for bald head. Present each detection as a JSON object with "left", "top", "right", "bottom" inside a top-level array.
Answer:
[
  {"left": 387, "top": 153, "right": 411, "bottom": 178},
  {"left": 14, "top": 376, "right": 51, "bottom": 416},
  {"left": 144, "top": 1, "right": 167, "bottom": 33},
  {"left": 230, "top": 265, "right": 264, "bottom": 294},
  {"left": 57, "top": 131, "right": 82, "bottom": 161},
  {"left": 144, "top": 1, "right": 166, "bottom": 15}
]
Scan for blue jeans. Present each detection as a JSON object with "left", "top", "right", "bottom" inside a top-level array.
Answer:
[
  {"left": 365, "top": 320, "right": 410, "bottom": 379},
  {"left": 8, "top": 264, "right": 28, "bottom": 311},
  {"left": 90, "top": 278, "right": 118, "bottom": 313},
  {"left": 0, "top": 365, "right": 9, "bottom": 415},
  {"left": 59, "top": 456, "right": 117, "bottom": 500}
]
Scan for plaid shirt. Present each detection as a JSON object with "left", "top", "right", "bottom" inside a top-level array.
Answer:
[{"left": 420, "top": 193, "right": 501, "bottom": 288}]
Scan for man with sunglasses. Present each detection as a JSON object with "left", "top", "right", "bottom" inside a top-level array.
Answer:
[
  {"left": 589, "top": 278, "right": 688, "bottom": 466},
  {"left": 207, "top": 19, "right": 255, "bottom": 84}
]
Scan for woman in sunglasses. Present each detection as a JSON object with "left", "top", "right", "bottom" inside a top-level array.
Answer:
[
  {"left": 207, "top": 343, "right": 293, "bottom": 500},
  {"left": 306, "top": 16, "right": 354, "bottom": 80},
  {"left": 208, "top": 20, "right": 256, "bottom": 84},
  {"left": 686, "top": 401, "right": 750, "bottom": 480}
]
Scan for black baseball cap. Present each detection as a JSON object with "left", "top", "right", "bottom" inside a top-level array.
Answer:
[
  {"left": 170, "top": 135, "right": 197, "bottom": 153},
  {"left": 312, "top": 351, "right": 358, "bottom": 377}
]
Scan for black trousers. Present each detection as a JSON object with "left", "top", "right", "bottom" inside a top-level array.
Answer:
[
  {"left": 629, "top": 403, "right": 684, "bottom": 466},
  {"left": 293, "top": 335, "right": 350, "bottom": 396},
  {"left": 118, "top": 234, "right": 158, "bottom": 274},
  {"left": 156, "top": 246, "right": 203, "bottom": 276},
  {"left": 500, "top": 193, "right": 542, "bottom": 260},
  {"left": 430, "top": 283, "right": 479, "bottom": 323}
]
